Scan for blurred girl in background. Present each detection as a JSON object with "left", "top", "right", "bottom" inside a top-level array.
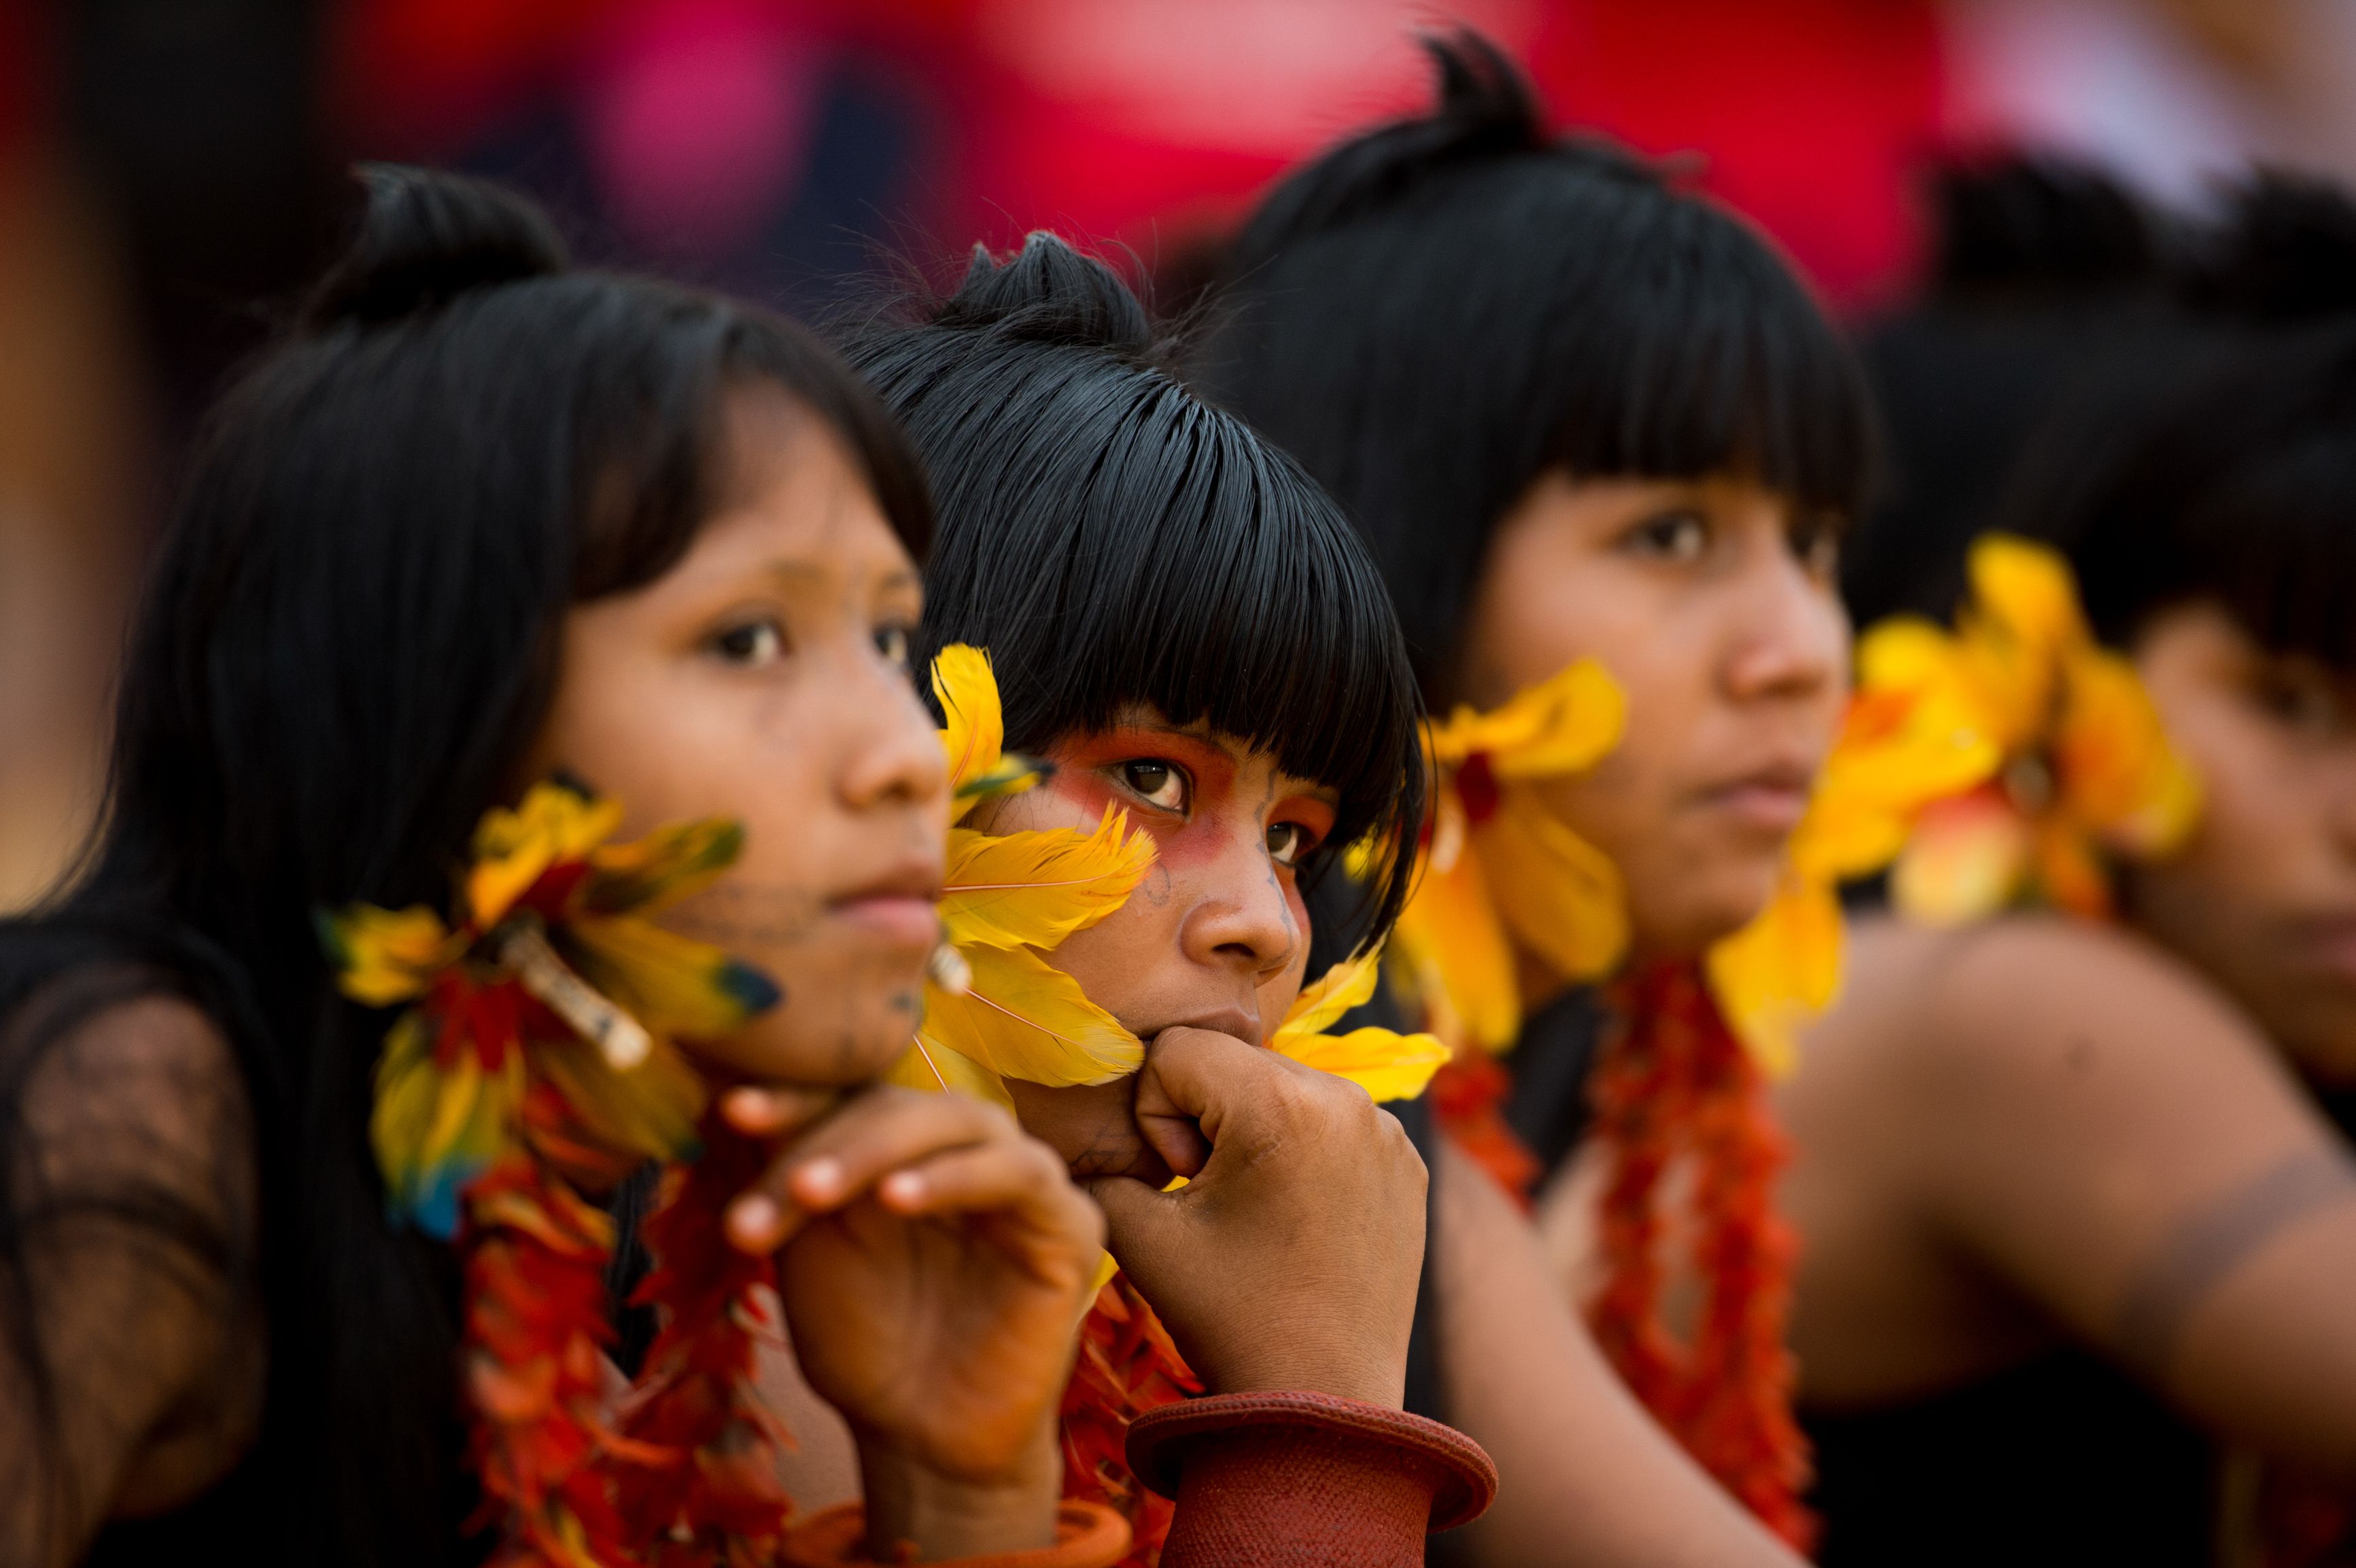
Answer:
[
  {"left": 1784, "top": 184, "right": 2356, "bottom": 1567},
  {"left": 1197, "top": 33, "right": 1871, "bottom": 1568}
]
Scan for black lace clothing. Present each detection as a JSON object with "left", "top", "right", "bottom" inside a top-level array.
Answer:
[{"left": 0, "top": 957, "right": 264, "bottom": 1567}]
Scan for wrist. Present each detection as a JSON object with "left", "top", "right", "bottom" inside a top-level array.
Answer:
[
  {"left": 855, "top": 1425, "right": 1063, "bottom": 1563},
  {"left": 1201, "top": 1342, "right": 1406, "bottom": 1410}
]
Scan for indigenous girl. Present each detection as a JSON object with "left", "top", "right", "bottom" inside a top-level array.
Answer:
[
  {"left": 1780, "top": 196, "right": 2356, "bottom": 1566},
  {"left": 1194, "top": 35, "right": 1873, "bottom": 1568},
  {"left": 0, "top": 167, "right": 1444, "bottom": 1568},
  {"left": 816, "top": 230, "right": 1493, "bottom": 1567}
]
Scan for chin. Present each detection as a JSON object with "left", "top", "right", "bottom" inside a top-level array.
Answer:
[{"left": 1634, "top": 873, "right": 1782, "bottom": 958}]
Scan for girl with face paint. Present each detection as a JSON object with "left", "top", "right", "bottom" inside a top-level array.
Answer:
[{"left": 816, "top": 231, "right": 1491, "bottom": 1568}]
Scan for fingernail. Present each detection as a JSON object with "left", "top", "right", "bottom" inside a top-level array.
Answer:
[
  {"left": 882, "top": 1170, "right": 925, "bottom": 1208},
  {"left": 727, "top": 1195, "right": 780, "bottom": 1250},
  {"left": 794, "top": 1157, "right": 844, "bottom": 1203},
  {"left": 723, "top": 1086, "right": 774, "bottom": 1131}
]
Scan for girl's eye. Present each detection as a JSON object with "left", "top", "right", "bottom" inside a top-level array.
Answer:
[
  {"left": 1790, "top": 513, "right": 1841, "bottom": 578},
  {"left": 1625, "top": 508, "right": 1708, "bottom": 563},
  {"left": 1266, "top": 822, "right": 1315, "bottom": 868},
  {"left": 874, "top": 624, "right": 912, "bottom": 673},
  {"left": 2255, "top": 664, "right": 2349, "bottom": 737},
  {"left": 710, "top": 618, "right": 786, "bottom": 667},
  {"left": 1121, "top": 759, "right": 1190, "bottom": 812}
]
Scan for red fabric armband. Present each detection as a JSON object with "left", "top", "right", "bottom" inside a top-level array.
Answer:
[
  {"left": 778, "top": 1499, "right": 1131, "bottom": 1567},
  {"left": 1124, "top": 1391, "right": 1497, "bottom": 1567}
]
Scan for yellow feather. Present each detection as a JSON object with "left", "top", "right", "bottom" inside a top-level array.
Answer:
[
  {"left": 941, "top": 808, "right": 1156, "bottom": 953},
  {"left": 325, "top": 903, "right": 460, "bottom": 1007},
  {"left": 931, "top": 644, "right": 1005, "bottom": 814},
  {"left": 1272, "top": 1026, "right": 1451, "bottom": 1103},
  {"left": 1278, "top": 945, "right": 1384, "bottom": 1039},
  {"left": 921, "top": 943, "right": 1141, "bottom": 1086},
  {"left": 885, "top": 1035, "right": 1020, "bottom": 1112},
  {"left": 1472, "top": 787, "right": 1629, "bottom": 990},
  {"left": 530, "top": 1032, "right": 708, "bottom": 1163},
  {"left": 468, "top": 784, "right": 623, "bottom": 928},
  {"left": 561, "top": 913, "right": 780, "bottom": 1041},
  {"left": 1705, "top": 874, "right": 1844, "bottom": 1079},
  {"left": 1429, "top": 658, "right": 1625, "bottom": 777},
  {"left": 1391, "top": 848, "right": 1522, "bottom": 1050}
]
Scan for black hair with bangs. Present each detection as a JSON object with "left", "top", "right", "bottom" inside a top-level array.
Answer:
[
  {"left": 840, "top": 233, "right": 1426, "bottom": 948},
  {"left": 1192, "top": 31, "right": 1874, "bottom": 703},
  {"left": 2007, "top": 318, "right": 2356, "bottom": 672},
  {"left": 1996, "top": 174, "right": 2356, "bottom": 671}
]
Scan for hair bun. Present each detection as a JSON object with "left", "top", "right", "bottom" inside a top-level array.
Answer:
[
  {"left": 934, "top": 233, "right": 1152, "bottom": 354},
  {"left": 1930, "top": 156, "right": 2158, "bottom": 295},
  {"left": 1226, "top": 30, "right": 1546, "bottom": 266},
  {"left": 2181, "top": 171, "right": 2356, "bottom": 322},
  {"left": 301, "top": 164, "right": 567, "bottom": 331}
]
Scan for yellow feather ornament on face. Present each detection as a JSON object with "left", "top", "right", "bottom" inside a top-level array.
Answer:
[
  {"left": 887, "top": 646, "right": 1156, "bottom": 1104},
  {"left": 1385, "top": 658, "right": 1628, "bottom": 1055},
  {"left": 1878, "top": 534, "right": 2200, "bottom": 924},
  {"left": 1708, "top": 534, "right": 2204, "bottom": 1074},
  {"left": 1266, "top": 944, "right": 1449, "bottom": 1103},
  {"left": 893, "top": 646, "right": 1450, "bottom": 1112}
]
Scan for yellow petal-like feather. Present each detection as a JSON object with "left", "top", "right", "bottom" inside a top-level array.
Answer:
[
  {"left": 1705, "top": 874, "right": 1844, "bottom": 1079},
  {"left": 323, "top": 903, "right": 462, "bottom": 1007},
  {"left": 922, "top": 943, "right": 1141, "bottom": 1086},
  {"left": 1429, "top": 658, "right": 1626, "bottom": 778},
  {"left": 941, "top": 808, "right": 1156, "bottom": 952},
  {"left": 886, "top": 1035, "right": 1020, "bottom": 1112},
  {"left": 1272, "top": 1025, "right": 1450, "bottom": 1103},
  {"left": 1278, "top": 945, "right": 1384, "bottom": 1041},
  {"left": 933, "top": 644, "right": 1006, "bottom": 814},
  {"left": 468, "top": 783, "right": 625, "bottom": 928},
  {"left": 1473, "top": 787, "right": 1629, "bottom": 990},
  {"left": 1391, "top": 846, "right": 1523, "bottom": 1050}
]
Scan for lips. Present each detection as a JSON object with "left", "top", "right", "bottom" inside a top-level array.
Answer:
[
  {"left": 2287, "top": 915, "right": 2356, "bottom": 981},
  {"left": 1145, "top": 1006, "right": 1263, "bottom": 1049},
  {"left": 829, "top": 863, "right": 944, "bottom": 949},
  {"left": 1695, "top": 760, "right": 1816, "bottom": 835}
]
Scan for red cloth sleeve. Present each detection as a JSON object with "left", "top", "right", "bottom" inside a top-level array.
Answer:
[
  {"left": 778, "top": 1499, "right": 1131, "bottom": 1567},
  {"left": 1124, "top": 1391, "right": 1498, "bottom": 1567}
]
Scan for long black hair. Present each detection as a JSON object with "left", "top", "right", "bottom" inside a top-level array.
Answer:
[
  {"left": 1995, "top": 173, "right": 2356, "bottom": 669},
  {"left": 1192, "top": 31, "right": 1874, "bottom": 704},
  {"left": 0, "top": 164, "right": 929, "bottom": 1566},
  {"left": 839, "top": 232, "right": 1426, "bottom": 953}
]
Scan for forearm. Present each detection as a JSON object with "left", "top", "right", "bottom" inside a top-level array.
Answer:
[{"left": 1431, "top": 1142, "right": 1805, "bottom": 1568}]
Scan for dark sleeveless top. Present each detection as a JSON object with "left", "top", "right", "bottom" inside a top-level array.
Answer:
[{"left": 1803, "top": 1353, "right": 2213, "bottom": 1567}]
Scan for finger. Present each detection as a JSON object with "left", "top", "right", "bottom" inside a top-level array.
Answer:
[
  {"left": 718, "top": 1082, "right": 839, "bottom": 1137},
  {"left": 1082, "top": 1172, "right": 1181, "bottom": 1271},
  {"left": 1135, "top": 1027, "right": 1312, "bottom": 1174},
  {"left": 880, "top": 1137, "right": 1086, "bottom": 1227},
  {"left": 726, "top": 1087, "right": 1012, "bottom": 1252}
]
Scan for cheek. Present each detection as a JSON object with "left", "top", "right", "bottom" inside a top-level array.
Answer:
[{"left": 1037, "top": 864, "right": 1183, "bottom": 1017}]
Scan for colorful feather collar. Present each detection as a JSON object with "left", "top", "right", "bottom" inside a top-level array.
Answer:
[{"left": 324, "top": 781, "right": 791, "bottom": 1567}]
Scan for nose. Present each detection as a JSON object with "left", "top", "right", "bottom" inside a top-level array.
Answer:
[
  {"left": 838, "top": 659, "right": 950, "bottom": 814},
  {"left": 1720, "top": 534, "right": 1849, "bottom": 708},
  {"left": 1177, "top": 827, "right": 1303, "bottom": 989}
]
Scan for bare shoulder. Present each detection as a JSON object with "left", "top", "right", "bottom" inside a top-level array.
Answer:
[{"left": 1838, "top": 913, "right": 2285, "bottom": 1107}]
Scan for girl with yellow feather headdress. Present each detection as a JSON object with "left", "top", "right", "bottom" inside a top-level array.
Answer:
[
  {"left": 1193, "top": 33, "right": 1930, "bottom": 1563},
  {"left": 1782, "top": 185, "right": 2356, "bottom": 1566},
  {"left": 834, "top": 232, "right": 1489, "bottom": 1565}
]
